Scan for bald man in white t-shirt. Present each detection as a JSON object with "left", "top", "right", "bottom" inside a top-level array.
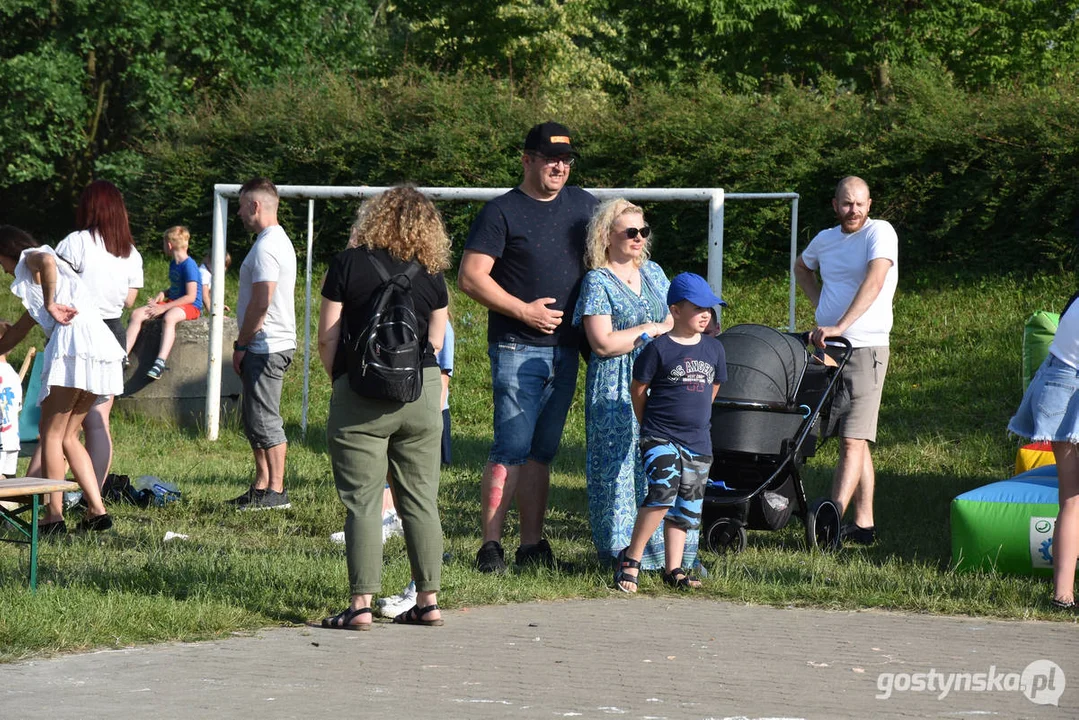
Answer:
[{"left": 795, "top": 176, "right": 898, "bottom": 546}]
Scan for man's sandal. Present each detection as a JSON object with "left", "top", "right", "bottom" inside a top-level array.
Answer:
[
  {"left": 614, "top": 549, "right": 641, "bottom": 594},
  {"left": 320, "top": 606, "right": 373, "bottom": 631},
  {"left": 662, "top": 567, "right": 702, "bottom": 590},
  {"left": 392, "top": 603, "right": 444, "bottom": 626}
]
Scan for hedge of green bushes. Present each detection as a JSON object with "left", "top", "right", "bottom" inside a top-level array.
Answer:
[{"left": 128, "top": 64, "right": 1079, "bottom": 277}]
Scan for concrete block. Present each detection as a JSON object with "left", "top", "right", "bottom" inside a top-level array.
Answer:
[{"left": 115, "top": 316, "right": 241, "bottom": 429}]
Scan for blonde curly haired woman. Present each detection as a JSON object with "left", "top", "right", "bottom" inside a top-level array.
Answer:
[{"left": 316, "top": 187, "right": 450, "bottom": 630}]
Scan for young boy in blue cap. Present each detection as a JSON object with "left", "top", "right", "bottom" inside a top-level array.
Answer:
[{"left": 615, "top": 272, "right": 727, "bottom": 592}]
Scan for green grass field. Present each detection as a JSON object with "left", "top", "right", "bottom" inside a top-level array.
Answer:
[{"left": 0, "top": 253, "right": 1075, "bottom": 661}]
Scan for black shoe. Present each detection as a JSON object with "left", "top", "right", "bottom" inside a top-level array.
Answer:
[
  {"left": 840, "top": 523, "right": 876, "bottom": 546},
  {"left": 515, "top": 538, "right": 557, "bottom": 568},
  {"left": 476, "top": 540, "right": 507, "bottom": 573},
  {"left": 239, "top": 488, "right": 291, "bottom": 511},
  {"left": 77, "top": 513, "right": 113, "bottom": 533},
  {"left": 227, "top": 485, "right": 264, "bottom": 509},
  {"left": 38, "top": 520, "right": 67, "bottom": 538}
]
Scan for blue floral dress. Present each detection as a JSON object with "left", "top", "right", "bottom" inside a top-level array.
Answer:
[{"left": 573, "top": 261, "right": 699, "bottom": 569}]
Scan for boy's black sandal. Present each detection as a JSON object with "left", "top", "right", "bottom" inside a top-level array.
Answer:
[
  {"left": 613, "top": 549, "right": 641, "bottom": 594},
  {"left": 662, "top": 567, "right": 701, "bottom": 590}
]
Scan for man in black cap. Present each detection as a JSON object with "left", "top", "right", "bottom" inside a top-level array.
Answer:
[{"left": 459, "top": 121, "right": 598, "bottom": 572}]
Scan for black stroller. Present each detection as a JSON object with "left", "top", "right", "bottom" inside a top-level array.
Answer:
[{"left": 702, "top": 324, "right": 852, "bottom": 553}]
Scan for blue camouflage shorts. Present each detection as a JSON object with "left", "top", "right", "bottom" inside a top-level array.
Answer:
[{"left": 639, "top": 436, "right": 712, "bottom": 531}]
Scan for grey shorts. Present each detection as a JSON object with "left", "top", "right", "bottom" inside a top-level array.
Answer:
[
  {"left": 240, "top": 350, "right": 294, "bottom": 449},
  {"left": 838, "top": 346, "right": 889, "bottom": 442}
]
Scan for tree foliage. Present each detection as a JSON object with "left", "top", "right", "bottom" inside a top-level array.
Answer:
[
  {"left": 0, "top": 0, "right": 377, "bottom": 229},
  {"left": 128, "top": 65, "right": 1079, "bottom": 277},
  {"left": 599, "top": 0, "right": 1079, "bottom": 93},
  {"left": 2, "top": 0, "right": 1078, "bottom": 246}
]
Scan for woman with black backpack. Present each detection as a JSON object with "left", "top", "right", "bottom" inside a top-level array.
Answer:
[{"left": 315, "top": 187, "right": 450, "bottom": 630}]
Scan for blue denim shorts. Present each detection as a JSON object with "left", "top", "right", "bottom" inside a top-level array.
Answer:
[
  {"left": 488, "top": 342, "right": 579, "bottom": 466},
  {"left": 1008, "top": 354, "right": 1079, "bottom": 444}
]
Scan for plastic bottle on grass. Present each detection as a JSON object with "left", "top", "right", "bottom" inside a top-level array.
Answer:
[{"left": 132, "top": 475, "right": 181, "bottom": 506}]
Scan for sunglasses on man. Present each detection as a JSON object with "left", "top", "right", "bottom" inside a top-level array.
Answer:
[{"left": 529, "top": 153, "right": 576, "bottom": 167}]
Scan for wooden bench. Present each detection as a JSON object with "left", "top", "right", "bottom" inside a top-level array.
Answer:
[{"left": 0, "top": 477, "right": 80, "bottom": 590}]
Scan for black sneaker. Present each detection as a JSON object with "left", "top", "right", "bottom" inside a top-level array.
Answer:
[
  {"left": 840, "top": 523, "right": 876, "bottom": 546},
  {"left": 227, "top": 486, "right": 264, "bottom": 508},
  {"left": 515, "top": 538, "right": 557, "bottom": 568},
  {"left": 241, "top": 488, "right": 291, "bottom": 511},
  {"left": 476, "top": 540, "right": 507, "bottom": 573}
]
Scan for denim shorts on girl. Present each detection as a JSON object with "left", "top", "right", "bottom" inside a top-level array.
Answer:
[{"left": 1008, "top": 353, "right": 1079, "bottom": 444}]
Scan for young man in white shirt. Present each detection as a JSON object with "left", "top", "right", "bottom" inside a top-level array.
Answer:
[
  {"left": 229, "top": 177, "right": 297, "bottom": 511},
  {"left": 795, "top": 176, "right": 899, "bottom": 545}
]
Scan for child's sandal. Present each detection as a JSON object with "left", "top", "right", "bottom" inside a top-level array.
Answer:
[
  {"left": 613, "top": 549, "right": 641, "bottom": 594},
  {"left": 662, "top": 567, "right": 702, "bottom": 590}
]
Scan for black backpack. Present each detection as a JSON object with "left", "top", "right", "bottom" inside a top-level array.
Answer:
[{"left": 344, "top": 254, "right": 424, "bottom": 403}]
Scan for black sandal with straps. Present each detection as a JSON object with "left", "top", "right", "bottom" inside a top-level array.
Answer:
[
  {"left": 613, "top": 549, "right": 641, "bottom": 594},
  {"left": 320, "top": 606, "right": 373, "bottom": 631},
  {"left": 393, "top": 603, "right": 444, "bottom": 626},
  {"left": 662, "top": 567, "right": 702, "bottom": 590}
]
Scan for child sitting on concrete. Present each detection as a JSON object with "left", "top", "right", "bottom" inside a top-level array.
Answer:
[
  {"left": 125, "top": 226, "right": 203, "bottom": 380},
  {"left": 616, "top": 273, "right": 728, "bottom": 593}
]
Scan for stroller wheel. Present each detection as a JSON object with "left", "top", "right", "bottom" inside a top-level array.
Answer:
[
  {"left": 805, "top": 498, "right": 842, "bottom": 552},
  {"left": 704, "top": 518, "right": 747, "bottom": 555}
]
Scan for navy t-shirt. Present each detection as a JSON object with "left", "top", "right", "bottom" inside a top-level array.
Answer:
[
  {"left": 633, "top": 333, "right": 728, "bottom": 455},
  {"left": 465, "top": 186, "right": 597, "bottom": 347},
  {"left": 168, "top": 257, "right": 203, "bottom": 311}
]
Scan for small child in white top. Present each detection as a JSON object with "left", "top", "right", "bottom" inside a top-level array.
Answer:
[
  {"left": 0, "top": 321, "right": 22, "bottom": 477},
  {"left": 200, "top": 250, "right": 232, "bottom": 314}
]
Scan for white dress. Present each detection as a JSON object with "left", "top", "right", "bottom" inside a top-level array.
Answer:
[{"left": 10, "top": 246, "right": 125, "bottom": 404}]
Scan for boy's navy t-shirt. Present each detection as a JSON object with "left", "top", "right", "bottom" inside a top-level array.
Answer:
[
  {"left": 465, "top": 186, "right": 597, "bottom": 348},
  {"left": 168, "top": 257, "right": 204, "bottom": 311},
  {"left": 633, "top": 333, "right": 727, "bottom": 455}
]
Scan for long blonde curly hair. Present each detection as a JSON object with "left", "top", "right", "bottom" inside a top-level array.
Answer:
[
  {"left": 347, "top": 186, "right": 451, "bottom": 272},
  {"left": 584, "top": 198, "right": 651, "bottom": 270}
]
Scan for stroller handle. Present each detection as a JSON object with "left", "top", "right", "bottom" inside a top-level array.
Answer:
[{"left": 713, "top": 398, "right": 801, "bottom": 412}]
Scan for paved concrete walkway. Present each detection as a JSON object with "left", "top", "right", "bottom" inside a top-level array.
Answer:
[{"left": 3, "top": 598, "right": 1077, "bottom": 719}]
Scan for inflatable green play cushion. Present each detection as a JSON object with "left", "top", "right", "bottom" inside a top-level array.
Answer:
[
  {"left": 951, "top": 465, "right": 1073, "bottom": 576},
  {"left": 1022, "top": 311, "right": 1058, "bottom": 391}
]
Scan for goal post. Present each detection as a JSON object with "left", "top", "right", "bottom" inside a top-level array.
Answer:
[{"left": 206, "top": 185, "right": 800, "bottom": 440}]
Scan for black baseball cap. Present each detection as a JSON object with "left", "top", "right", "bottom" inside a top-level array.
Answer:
[{"left": 524, "top": 121, "right": 578, "bottom": 157}]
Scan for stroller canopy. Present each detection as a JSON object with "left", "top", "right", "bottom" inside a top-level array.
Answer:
[{"left": 715, "top": 324, "right": 807, "bottom": 406}]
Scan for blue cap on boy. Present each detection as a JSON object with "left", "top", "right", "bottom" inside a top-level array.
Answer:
[{"left": 667, "top": 272, "right": 727, "bottom": 308}]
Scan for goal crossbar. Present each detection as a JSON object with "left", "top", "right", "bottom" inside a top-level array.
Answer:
[{"left": 206, "top": 185, "right": 800, "bottom": 440}]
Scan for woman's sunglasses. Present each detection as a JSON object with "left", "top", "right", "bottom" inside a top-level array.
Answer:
[{"left": 622, "top": 226, "right": 651, "bottom": 239}]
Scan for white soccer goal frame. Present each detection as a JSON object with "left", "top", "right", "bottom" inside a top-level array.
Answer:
[{"left": 206, "top": 185, "right": 801, "bottom": 440}]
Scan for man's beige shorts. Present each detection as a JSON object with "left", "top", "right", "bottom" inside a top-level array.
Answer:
[{"left": 838, "top": 346, "right": 889, "bottom": 442}]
